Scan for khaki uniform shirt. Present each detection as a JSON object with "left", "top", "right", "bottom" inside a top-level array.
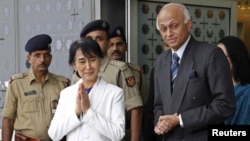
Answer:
[
  {"left": 99, "top": 56, "right": 143, "bottom": 111},
  {"left": 71, "top": 71, "right": 80, "bottom": 85},
  {"left": 127, "top": 63, "right": 148, "bottom": 106},
  {"left": 2, "top": 70, "right": 69, "bottom": 139}
]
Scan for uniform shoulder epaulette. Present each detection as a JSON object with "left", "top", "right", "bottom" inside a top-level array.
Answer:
[
  {"left": 127, "top": 63, "right": 142, "bottom": 72},
  {"left": 9, "top": 73, "right": 28, "bottom": 83},
  {"left": 52, "top": 74, "right": 70, "bottom": 85},
  {"left": 109, "top": 59, "right": 128, "bottom": 71}
]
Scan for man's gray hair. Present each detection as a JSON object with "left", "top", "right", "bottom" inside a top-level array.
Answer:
[{"left": 156, "top": 3, "right": 191, "bottom": 30}]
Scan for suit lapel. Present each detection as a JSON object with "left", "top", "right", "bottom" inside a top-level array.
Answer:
[
  {"left": 171, "top": 37, "right": 196, "bottom": 113},
  {"left": 159, "top": 51, "right": 173, "bottom": 113}
]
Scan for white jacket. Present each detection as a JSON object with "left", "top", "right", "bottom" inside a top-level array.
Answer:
[{"left": 48, "top": 76, "right": 125, "bottom": 141}]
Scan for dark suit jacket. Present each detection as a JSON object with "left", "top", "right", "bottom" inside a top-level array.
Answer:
[{"left": 154, "top": 36, "right": 235, "bottom": 141}]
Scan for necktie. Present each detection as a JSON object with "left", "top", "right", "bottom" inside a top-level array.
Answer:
[{"left": 171, "top": 53, "right": 179, "bottom": 87}]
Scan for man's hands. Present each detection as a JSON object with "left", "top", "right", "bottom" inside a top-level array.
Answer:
[
  {"left": 154, "top": 113, "right": 179, "bottom": 135},
  {"left": 75, "top": 83, "right": 90, "bottom": 116}
]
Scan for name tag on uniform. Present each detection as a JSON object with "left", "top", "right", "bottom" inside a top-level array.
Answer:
[{"left": 24, "top": 90, "right": 37, "bottom": 96}]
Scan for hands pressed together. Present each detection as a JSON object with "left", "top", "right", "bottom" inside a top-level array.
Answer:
[
  {"left": 154, "top": 113, "right": 180, "bottom": 135},
  {"left": 75, "top": 83, "right": 90, "bottom": 116}
]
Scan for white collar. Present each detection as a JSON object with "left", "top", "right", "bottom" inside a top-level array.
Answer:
[{"left": 171, "top": 35, "right": 191, "bottom": 62}]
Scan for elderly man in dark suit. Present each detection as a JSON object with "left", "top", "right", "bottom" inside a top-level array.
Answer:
[{"left": 153, "top": 3, "right": 235, "bottom": 141}]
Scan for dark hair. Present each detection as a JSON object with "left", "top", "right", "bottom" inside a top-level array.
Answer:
[
  {"left": 218, "top": 36, "right": 250, "bottom": 84},
  {"left": 68, "top": 37, "right": 103, "bottom": 65}
]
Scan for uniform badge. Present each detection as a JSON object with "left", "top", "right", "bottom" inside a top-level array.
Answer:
[{"left": 125, "top": 76, "right": 136, "bottom": 87}]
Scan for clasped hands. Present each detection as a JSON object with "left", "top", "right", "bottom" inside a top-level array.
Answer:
[
  {"left": 154, "top": 113, "right": 179, "bottom": 135},
  {"left": 75, "top": 83, "right": 90, "bottom": 116}
]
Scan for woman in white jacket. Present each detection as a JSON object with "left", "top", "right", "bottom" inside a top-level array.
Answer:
[{"left": 48, "top": 37, "right": 125, "bottom": 141}]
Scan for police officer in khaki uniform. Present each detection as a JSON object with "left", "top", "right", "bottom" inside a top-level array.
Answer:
[
  {"left": 2, "top": 34, "right": 70, "bottom": 141},
  {"left": 107, "top": 25, "right": 148, "bottom": 105},
  {"left": 107, "top": 26, "right": 149, "bottom": 141},
  {"left": 71, "top": 20, "right": 143, "bottom": 141}
]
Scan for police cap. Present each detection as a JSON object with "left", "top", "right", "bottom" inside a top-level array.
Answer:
[
  {"left": 80, "top": 19, "right": 109, "bottom": 38},
  {"left": 109, "top": 25, "right": 126, "bottom": 42},
  {"left": 25, "top": 34, "right": 52, "bottom": 53}
]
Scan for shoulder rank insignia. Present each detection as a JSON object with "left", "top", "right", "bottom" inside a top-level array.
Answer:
[
  {"left": 125, "top": 76, "right": 136, "bottom": 87},
  {"left": 110, "top": 60, "right": 128, "bottom": 70},
  {"left": 127, "top": 63, "right": 141, "bottom": 72},
  {"left": 9, "top": 73, "right": 25, "bottom": 83}
]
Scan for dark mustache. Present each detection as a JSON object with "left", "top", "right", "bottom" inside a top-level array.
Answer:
[
  {"left": 111, "top": 50, "right": 121, "bottom": 55},
  {"left": 38, "top": 62, "right": 47, "bottom": 67}
]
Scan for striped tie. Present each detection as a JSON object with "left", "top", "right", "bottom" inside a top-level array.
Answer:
[{"left": 171, "top": 53, "right": 179, "bottom": 87}]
